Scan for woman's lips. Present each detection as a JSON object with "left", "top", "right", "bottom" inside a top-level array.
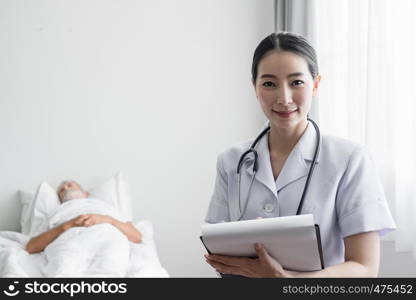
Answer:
[{"left": 273, "top": 109, "right": 298, "bottom": 118}]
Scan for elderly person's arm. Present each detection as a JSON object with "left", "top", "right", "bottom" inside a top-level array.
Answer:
[
  {"left": 26, "top": 214, "right": 142, "bottom": 254},
  {"left": 74, "top": 214, "right": 142, "bottom": 243},
  {"left": 25, "top": 217, "right": 82, "bottom": 254}
]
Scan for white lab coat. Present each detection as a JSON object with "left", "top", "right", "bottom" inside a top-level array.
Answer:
[{"left": 205, "top": 122, "right": 396, "bottom": 268}]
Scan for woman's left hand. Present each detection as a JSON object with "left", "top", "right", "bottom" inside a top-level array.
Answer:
[{"left": 205, "top": 243, "right": 289, "bottom": 278}]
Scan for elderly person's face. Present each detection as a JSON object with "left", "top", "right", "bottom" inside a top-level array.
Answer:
[{"left": 57, "top": 180, "right": 88, "bottom": 203}]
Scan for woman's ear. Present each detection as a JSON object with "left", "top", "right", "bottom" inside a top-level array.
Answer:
[{"left": 312, "top": 75, "right": 321, "bottom": 95}]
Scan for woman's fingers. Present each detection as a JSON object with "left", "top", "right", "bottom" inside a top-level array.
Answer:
[
  {"left": 206, "top": 259, "right": 247, "bottom": 276},
  {"left": 206, "top": 254, "right": 248, "bottom": 267},
  {"left": 205, "top": 245, "right": 284, "bottom": 278},
  {"left": 206, "top": 254, "right": 257, "bottom": 276},
  {"left": 254, "top": 243, "right": 269, "bottom": 260}
]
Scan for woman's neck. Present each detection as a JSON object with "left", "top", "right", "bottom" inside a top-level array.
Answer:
[{"left": 268, "top": 120, "right": 308, "bottom": 156}]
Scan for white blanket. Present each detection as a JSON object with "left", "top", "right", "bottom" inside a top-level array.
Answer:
[
  {"left": 0, "top": 199, "right": 169, "bottom": 277},
  {"left": 43, "top": 199, "right": 130, "bottom": 277}
]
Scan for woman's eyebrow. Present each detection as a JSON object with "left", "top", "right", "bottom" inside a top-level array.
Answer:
[
  {"left": 260, "top": 74, "right": 276, "bottom": 79},
  {"left": 287, "top": 72, "right": 305, "bottom": 78},
  {"left": 260, "top": 72, "right": 305, "bottom": 79}
]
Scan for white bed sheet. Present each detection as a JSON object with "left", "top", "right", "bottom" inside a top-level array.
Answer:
[{"left": 0, "top": 220, "right": 169, "bottom": 278}]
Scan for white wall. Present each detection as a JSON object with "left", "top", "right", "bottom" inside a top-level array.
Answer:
[
  {"left": 379, "top": 242, "right": 416, "bottom": 277},
  {"left": 2, "top": 0, "right": 414, "bottom": 278},
  {"left": 0, "top": 0, "right": 273, "bottom": 276}
]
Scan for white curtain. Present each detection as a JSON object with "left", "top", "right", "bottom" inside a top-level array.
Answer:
[
  {"left": 312, "top": 0, "right": 416, "bottom": 258},
  {"left": 277, "top": 0, "right": 416, "bottom": 258}
]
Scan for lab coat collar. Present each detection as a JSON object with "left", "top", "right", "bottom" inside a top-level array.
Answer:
[
  {"left": 245, "top": 121, "right": 321, "bottom": 194},
  {"left": 297, "top": 121, "right": 321, "bottom": 163}
]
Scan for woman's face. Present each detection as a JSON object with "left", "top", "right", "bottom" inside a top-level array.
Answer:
[{"left": 254, "top": 50, "right": 320, "bottom": 131}]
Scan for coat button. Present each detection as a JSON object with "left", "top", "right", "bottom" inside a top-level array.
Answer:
[{"left": 264, "top": 203, "right": 274, "bottom": 213}]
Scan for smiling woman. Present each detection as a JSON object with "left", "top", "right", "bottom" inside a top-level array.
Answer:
[
  {"left": 254, "top": 51, "right": 320, "bottom": 176},
  {"left": 204, "top": 32, "right": 396, "bottom": 278}
]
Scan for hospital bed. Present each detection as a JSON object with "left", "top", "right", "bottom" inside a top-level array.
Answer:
[{"left": 0, "top": 173, "right": 169, "bottom": 277}]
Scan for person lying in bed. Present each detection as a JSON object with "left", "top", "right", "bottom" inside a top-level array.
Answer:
[{"left": 25, "top": 180, "right": 142, "bottom": 254}]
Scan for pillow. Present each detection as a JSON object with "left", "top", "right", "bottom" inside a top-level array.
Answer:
[
  {"left": 19, "top": 190, "right": 35, "bottom": 235},
  {"left": 88, "top": 172, "right": 133, "bottom": 221},
  {"left": 25, "top": 182, "right": 61, "bottom": 237},
  {"left": 19, "top": 171, "right": 133, "bottom": 235}
]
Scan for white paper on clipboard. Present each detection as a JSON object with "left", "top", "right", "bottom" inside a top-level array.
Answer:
[{"left": 201, "top": 214, "right": 324, "bottom": 272}]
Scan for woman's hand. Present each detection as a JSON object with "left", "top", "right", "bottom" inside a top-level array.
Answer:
[{"left": 205, "top": 243, "right": 289, "bottom": 278}]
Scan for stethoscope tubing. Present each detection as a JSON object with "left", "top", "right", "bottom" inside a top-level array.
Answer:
[{"left": 236, "top": 118, "right": 321, "bottom": 220}]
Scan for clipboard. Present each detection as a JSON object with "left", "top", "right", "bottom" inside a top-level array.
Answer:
[{"left": 200, "top": 214, "right": 325, "bottom": 273}]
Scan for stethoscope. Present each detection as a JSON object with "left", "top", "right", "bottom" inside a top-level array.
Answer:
[{"left": 236, "top": 118, "right": 321, "bottom": 221}]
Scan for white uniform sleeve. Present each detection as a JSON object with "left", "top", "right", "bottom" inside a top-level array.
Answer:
[
  {"left": 205, "top": 154, "right": 230, "bottom": 223},
  {"left": 336, "top": 147, "right": 396, "bottom": 238}
]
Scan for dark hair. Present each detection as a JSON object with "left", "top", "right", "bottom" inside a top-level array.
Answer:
[{"left": 251, "top": 32, "right": 319, "bottom": 83}]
